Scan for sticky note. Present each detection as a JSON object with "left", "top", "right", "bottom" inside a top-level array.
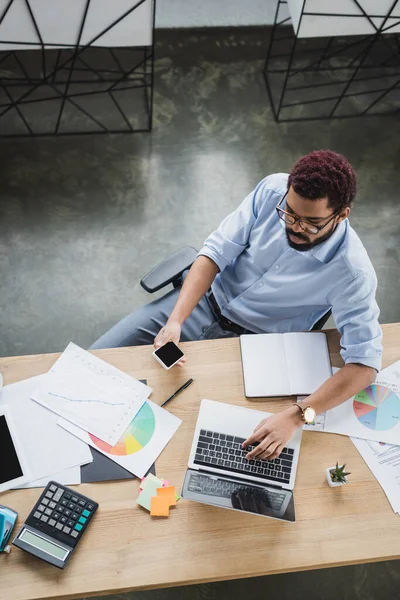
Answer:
[
  {"left": 137, "top": 479, "right": 163, "bottom": 511},
  {"left": 142, "top": 473, "right": 164, "bottom": 490},
  {"left": 157, "top": 486, "right": 177, "bottom": 507},
  {"left": 150, "top": 496, "right": 170, "bottom": 517}
]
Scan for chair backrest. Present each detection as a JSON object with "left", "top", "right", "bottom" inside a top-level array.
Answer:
[{"left": 140, "top": 246, "right": 198, "bottom": 293}]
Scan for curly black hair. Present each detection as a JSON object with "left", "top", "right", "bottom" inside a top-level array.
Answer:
[{"left": 288, "top": 150, "right": 357, "bottom": 212}]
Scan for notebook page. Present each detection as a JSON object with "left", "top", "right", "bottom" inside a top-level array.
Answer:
[
  {"left": 240, "top": 334, "right": 290, "bottom": 397},
  {"left": 283, "top": 332, "right": 332, "bottom": 395}
]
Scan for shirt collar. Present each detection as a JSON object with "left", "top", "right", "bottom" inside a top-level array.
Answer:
[
  {"left": 279, "top": 215, "right": 348, "bottom": 263},
  {"left": 307, "top": 219, "right": 347, "bottom": 263}
]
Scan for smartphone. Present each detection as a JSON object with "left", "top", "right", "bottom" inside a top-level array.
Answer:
[{"left": 153, "top": 341, "right": 185, "bottom": 370}]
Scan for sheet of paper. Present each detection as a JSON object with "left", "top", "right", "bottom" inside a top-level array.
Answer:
[
  {"left": 59, "top": 399, "right": 181, "bottom": 479},
  {"left": 351, "top": 437, "right": 400, "bottom": 514},
  {"left": 0, "top": 376, "right": 93, "bottom": 485},
  {"left": 366, "top": 440, "right": 394, "bottom": 456},
  {"left": 377, "top": 360, "right": 400, "bottom": 384},
  {"left": 284, "top": 332, "right": 332, "bottom": 395},
  {"left": 17, "top": 466, "right": 81, "bottom": 489},
  {"left": 240, "top": 334, "right": 289, "bottom": 397},
  {"left": 324, "top": 362, "right": 400, "bottom": 444},
  {"left": 31, "top": 342, "right": 152, "bottom": 445}
]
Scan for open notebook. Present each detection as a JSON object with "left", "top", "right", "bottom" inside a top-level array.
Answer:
[{"left": 240, "top": 332, "right": 332, "bottom": 397}]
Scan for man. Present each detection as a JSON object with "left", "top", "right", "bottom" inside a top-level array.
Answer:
[{"left": 92, "top": 150, "right": 382, "bottom": 461}]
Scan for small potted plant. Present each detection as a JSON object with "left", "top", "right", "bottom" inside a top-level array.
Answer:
[{"left": 326, "top": 462, "right": 351, "bottom": 487}]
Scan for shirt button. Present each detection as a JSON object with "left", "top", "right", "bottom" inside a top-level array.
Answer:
[
  {"left": 227, "top": 306, "right": 232, "bottom": 311},
  {"left": 258, "top": 282, "right": 264, "bottom": 288},
  {"left": 275, "top": 264, "right": 280, "bottom": 270}
]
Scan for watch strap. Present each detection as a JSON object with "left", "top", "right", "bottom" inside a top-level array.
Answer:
[{"left": 293, "top": 403, "right": 305, "bottom": 422}]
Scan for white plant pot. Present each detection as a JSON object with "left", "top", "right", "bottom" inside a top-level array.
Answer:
[{"left": 326, "top": 467, "right": 347, "bottom": 487}]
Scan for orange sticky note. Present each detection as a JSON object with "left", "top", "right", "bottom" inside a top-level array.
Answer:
[
  {"left": 150, "top": 496, "right": 170, "bottom": 517},
  {"left": 157, "top": 486, "right": 177, "bottom": 507}
]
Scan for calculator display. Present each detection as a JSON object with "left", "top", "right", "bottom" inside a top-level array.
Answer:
[{"left": 20, "top": 529, "right": 69, "bottom": 561}]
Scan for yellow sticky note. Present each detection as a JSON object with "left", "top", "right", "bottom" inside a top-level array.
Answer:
[
  {"left": 150, "top": 496, "right": 170, "bottom": 517},
  {"left": 157, "top": 486, "right": 177, "bottom": 507}
]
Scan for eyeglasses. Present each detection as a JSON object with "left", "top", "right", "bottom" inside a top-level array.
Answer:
[{"left": 276, "top": 192, "right": 339, "bottom": 235}]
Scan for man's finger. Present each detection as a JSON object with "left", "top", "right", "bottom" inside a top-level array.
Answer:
[
  {"left": 246, "top": 439, "right": 271, "bottom": 460},
  {"left": 253, "top": 419, "right": 267, "bottom": 434},
  {"left": 246, "top": 445, "right": 266, "bottom": 460},
  {"left": 242, "top": 431, "right": 263, "bottom": 449},
  {"left": 268, "top": 444, "right": 284, "bottom": 461},
  {"left": 154, "top": 328, "right": 168, "bottom": 348},
  {"left": 154, "top": 336, "right": 165, "bottom": 349},
  {"left": 259, "top": 444, "right": 277, "bottom": 460}
]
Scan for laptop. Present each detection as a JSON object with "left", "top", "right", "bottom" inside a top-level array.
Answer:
[{"left": 181, "top": 400, "right": 302, "bottom": 522}]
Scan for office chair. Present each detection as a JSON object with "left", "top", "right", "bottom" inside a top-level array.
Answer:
[{"left": 140, "top": 246, "right": 332, "bottom": 330}]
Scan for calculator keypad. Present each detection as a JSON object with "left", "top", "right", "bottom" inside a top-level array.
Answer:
[{"left": 27, "top": 483, "right": 97, "bottom": 546}]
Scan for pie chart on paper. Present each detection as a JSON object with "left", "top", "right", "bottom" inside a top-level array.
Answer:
[
  {"left": 89, "top": 402, "right": 156, "bottom": 456},
  {"left": 353, "top": 384, "right": 400, "bottom": 431}
]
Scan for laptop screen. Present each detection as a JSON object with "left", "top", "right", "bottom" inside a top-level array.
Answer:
[{"left": 182, "top": 469, "right": 295, "bottom": 522}]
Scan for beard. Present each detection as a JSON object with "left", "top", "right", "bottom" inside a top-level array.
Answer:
[{"left": 286, "top": 223, "right": 337, "bottom": 252}]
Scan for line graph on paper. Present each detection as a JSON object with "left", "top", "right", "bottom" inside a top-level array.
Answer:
[
  {"left": 48, "top": 392, "right": 125, "bottom": 407},
  {"left": 31, "top": 343, "right": 152, "bottom": 445}
]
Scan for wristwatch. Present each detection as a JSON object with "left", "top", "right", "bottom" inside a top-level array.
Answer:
[{"left": 293, "top": 403, "right": 316, "bottom": 425}]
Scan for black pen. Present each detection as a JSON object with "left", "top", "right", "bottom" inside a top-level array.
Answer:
[{"left": 161, "top": 378, "right": 194, "bottom": 407}]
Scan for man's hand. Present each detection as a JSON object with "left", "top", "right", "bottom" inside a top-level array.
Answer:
[
  {"left": 242, "top": 407, "right": 302, "bottom": 460},
  {"left": 154, "top": 320, "right": 186, "bottom": 367}
]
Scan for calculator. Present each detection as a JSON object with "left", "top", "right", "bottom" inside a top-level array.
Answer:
[{"left": 13, "top": 481, "right": 98, "bottom": 569}]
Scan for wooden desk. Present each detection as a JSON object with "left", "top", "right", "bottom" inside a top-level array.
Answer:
[{"left": 1, "top": 323, "right": 400, "bottom": 600}]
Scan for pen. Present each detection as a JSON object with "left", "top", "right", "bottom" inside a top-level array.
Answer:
[{"left": 161, "top": 378, "right": 194, "bottom": 407}]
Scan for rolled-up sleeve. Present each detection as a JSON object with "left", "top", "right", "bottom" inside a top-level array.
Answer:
[
  {"left": 331, "top": 271, "right": 382, "bottom": 371},
  {"left": 198, "top": 179, "right": 266, "bottom": 272}
]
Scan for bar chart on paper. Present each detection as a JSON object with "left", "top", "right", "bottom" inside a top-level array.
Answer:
[
  {"left": 31, "top": 343, "right": 152, "bottom": 446},
  {"left": 354, "top": 385, "right": 400, "bottom": 431}
]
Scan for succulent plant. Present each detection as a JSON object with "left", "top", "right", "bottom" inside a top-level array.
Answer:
[{"left": 330, "top": 462, "right": 351, "bottom": 484}]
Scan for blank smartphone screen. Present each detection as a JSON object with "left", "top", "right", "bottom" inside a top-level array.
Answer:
[
  {"left": 155, "top": 342, "right": 184, "bottom": 368},
  {"left": 0, "top": 415, "right": 23, "bottom": 484}
]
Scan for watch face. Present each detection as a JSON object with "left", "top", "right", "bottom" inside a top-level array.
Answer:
[{"left": 304, "top": 407, "right": 316, "bottom": 424}]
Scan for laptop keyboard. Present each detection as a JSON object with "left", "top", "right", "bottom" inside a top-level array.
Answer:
[
  {"left": 188, "top": 472, "right": 287, "bottom": 512},
  {"left": 194, "top": 430, "right": 294, "bottom": 484}
]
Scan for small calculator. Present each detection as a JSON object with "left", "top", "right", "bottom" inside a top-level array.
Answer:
[{"left": 13, "top": 481, "right": 98, "bottom": 569}]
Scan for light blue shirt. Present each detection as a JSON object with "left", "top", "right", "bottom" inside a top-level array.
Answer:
[{"left": 199, "top": 173, "right": 382, "bottom": 372}]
